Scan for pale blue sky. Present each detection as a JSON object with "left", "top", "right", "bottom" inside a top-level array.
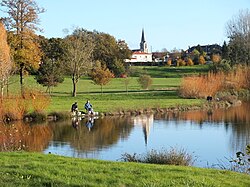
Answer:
[{"left": 1, "top": 0, "right": 250, "bottom": 51}]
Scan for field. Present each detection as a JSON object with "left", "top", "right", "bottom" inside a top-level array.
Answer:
[
  {"left": 0, "top": 152, "right": 249, "bottom": 187},
  {"left": 7, "top": 65, "right": 209, "bottom": 113}
]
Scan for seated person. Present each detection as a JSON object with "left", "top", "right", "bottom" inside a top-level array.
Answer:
[
  {"left": 84, "top": 100, "right": 93, "bottom": 114},
  {"left": 71, "top": 102, "right": 78, "bottom": 113}
]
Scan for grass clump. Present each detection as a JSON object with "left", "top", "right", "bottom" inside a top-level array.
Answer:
[{"left": 121, "top": 147, "right": 194, "bottom": 166}]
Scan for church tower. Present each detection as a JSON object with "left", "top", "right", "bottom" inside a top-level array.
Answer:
[{"left": 140, "top": 29, "right": 148, "bottom": 53}]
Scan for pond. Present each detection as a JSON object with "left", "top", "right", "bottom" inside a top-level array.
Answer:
[{"left": 1, "top": 102, "right": 250, "bottom": 168}]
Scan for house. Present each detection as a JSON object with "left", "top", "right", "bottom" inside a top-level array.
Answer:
[{"left": 125, "top": 29, "right": 152, "bottom": 63}]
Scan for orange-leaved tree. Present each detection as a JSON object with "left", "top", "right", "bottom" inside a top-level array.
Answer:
[
  {"left": 91, "top": 61, "right": 114, "bottom": 94},
  {"left": 0, "top": 20, "right": 13, "bottom": 98},
  {"left": 1, "top": 0, "right": 44, "bottom": 94}
]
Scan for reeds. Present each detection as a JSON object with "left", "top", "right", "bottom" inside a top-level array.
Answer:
[
  {"left": 179, "top": 66, "right": 250, "bottom": 98},
  {"left": 0, "top": 89, "right": 51, "bottom": 122}
]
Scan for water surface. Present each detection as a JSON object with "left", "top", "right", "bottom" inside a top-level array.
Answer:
[{"left": 1, "top": 102, "right": 249, "bottom": 168}]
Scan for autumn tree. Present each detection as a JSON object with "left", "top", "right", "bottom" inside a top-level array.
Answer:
[
  {"left": 64, "top": 28, "right": 95, "bottom": 97},
  {"left": 226, "top": 9, "right": 250, "bottom": 65},
  {"left": 0, "top": 20, "right": 13, "bottom": 98},
  {"left": 211, "top": 54, "right": 221, "bottom": 63},
  {"left": 186, "top": 57, "right": 194, "bottom": 66},
  {"left": 91, "top": 61, "right": 114, "bottom": 94},
  {"left": 199, "top": 55, "right": 206, "bottom": 65},
  {"left": 1, "top": 0, "right": 44, "bottom": 94}
]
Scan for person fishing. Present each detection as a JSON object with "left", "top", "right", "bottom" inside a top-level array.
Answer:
[
  {"left": 71, "top": 102, "right": 78, "bottom": 113},
  {"left": 84, "top": 100, "right": 93, "bottom": 114}
]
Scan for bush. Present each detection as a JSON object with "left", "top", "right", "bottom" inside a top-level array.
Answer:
[
  {"left": 26, "top": 111, "right": 47, "bottom": 122},
  {"left": 138, "top": 74, "right": 152, "bottom": 90},
  {"left": 121, "top": 147, "right": 195, "bottom": 166}
]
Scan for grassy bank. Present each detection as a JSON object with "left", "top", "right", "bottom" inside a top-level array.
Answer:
[{"left": 0, "top": 152, "right": 249, "bottom": 187}]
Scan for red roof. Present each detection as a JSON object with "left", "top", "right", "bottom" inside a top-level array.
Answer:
[{"left": 133, "top": 51, "right": 149, "bottom": 55}]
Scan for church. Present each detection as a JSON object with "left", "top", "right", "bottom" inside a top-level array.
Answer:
[{"left": 126, "top": 29, "right": 152, "bottom": 63}]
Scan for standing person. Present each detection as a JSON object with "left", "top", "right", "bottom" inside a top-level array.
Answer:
[
  {"left": 84, "top": 100, "right": 93, "bottom": 114},
  {"left": 71, "top": 102, "right": 78, "bottom": 113}
]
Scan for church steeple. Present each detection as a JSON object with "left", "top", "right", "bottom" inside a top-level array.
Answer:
[
  {"left": 140, "top": 28, "right": 148, "bottom": 53},
  {"left": 141, "top": 29, "right": 145, "bottom": 43}
]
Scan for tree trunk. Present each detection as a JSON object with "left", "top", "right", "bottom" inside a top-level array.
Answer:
[
  {"left": 1, "top": 84, "right": 3, "bottom": 101},
  {"left": 20, "top": 63, "right": 24, "bottom": 96},
  {"left": 72, "top": 76, "right": 77, "bottom": 97}
]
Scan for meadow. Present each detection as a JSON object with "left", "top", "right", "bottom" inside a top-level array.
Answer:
[{"left": 6, "top": 65, "right": 209, "bottom": 113}]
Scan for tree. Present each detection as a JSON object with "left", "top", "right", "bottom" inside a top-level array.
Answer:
[
  {"left": 138, "top": 74, "right": 152, "bottom": 90},
  {"left": 226, "top": 9, "right": 250, "bottom": 65},
  {"left": 1, "top": 0, "right": 45, "bottom": 94},
  {"left": 93, "top": 31, "right": 131, "bottom": 77},
  {"left": 221, "top": 41, "right": 229, "bottom": 60},
  {"left": 211, "top": 54, "right": 221, "bottom": 63},
  {"left": 64, "top": 28, "right": 95, "bottom": 97},
  {"left": 186, "top": 58, "right": 194, "bottom": 66},
  {"left": 199, "top": 55, "right": 206, "bottom": 65},
  {"left": 35, "top": 59, "right": 64, "bottom": 94},
  {"left": 91, "top": 61, "right": 114, "bottom": 94},
  {"left": 39, "top": 36, "right": 65, "bottom": 62},
  {"left": 0, "top": 20, "right": 13, "bottom": 98},
  {"left": 36, "top": 36, "right": 65, "bottom": 93}
]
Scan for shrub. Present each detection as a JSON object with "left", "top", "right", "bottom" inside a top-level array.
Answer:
[
  {"left": 121, "top": 147, "right": 195, "bottom": 166},
  {"left": 26, "top": 111, "right": 47, "bottom": 122},
  {"left": 138, "top": 74, "right": 152, "bottom": 90}
]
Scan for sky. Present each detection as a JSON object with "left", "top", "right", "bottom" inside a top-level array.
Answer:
[{"left": 1, "top": 0, "right": 250, "bottom": 51}]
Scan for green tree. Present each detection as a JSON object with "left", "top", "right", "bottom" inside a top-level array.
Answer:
[
  {"left": 93, "top": 31, "right": 131, "bottom": 77},
  {"left": 221, "top": 41, "right": 230, "bottom": 60},
  {"left": 1, "top": 0, "right": 44, "bottom": 94},
  {"left": 35, "top": 59, "right": 64, "bottom": 94},
  {"left": 39, "top": 36, "right": 65, "bottom": 62},
  {"left": 91, "top": 61, "right": 114, "bottom": 94},
  {"left": 64, "top": 28, "right": 95, "bottom": 97},
  {"left": 138, "top": 74, "right": 152, "bottom": 90}
]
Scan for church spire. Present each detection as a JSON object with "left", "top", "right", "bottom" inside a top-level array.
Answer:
[
  {"left": 141, "top": 28, "right": 145, "bottom": 43},
  {"left": 140, "top": 28, "right": 148, "bottom": 53}
]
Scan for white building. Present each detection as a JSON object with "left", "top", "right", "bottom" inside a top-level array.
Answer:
[{"left": 126, "top": 29, "right": 152, "bottom": 63}]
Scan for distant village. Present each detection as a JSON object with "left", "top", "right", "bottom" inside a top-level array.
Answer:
[{"left": 125, "top": 29, "right": 222, "bottom": 66}]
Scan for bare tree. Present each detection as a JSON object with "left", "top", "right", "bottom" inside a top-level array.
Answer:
[
  {"left": 226, "top": 9, "right": 250, "bottom": 65},
  {"left": 64, "top": 28, "right": 95, "bottom": 97},
  {"left": 1, "top": 0, "right": 44, "bottom": 94},
  {"left": 0, "top": 20, "right": 13, "bottom": 98}
]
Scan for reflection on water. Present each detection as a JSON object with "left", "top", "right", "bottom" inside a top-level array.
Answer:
[
  {"left": 0, "top": 102, "right": 250, "bottom": 167},
  {"left": 0, "top": 121, "right": 52, "bottom": 152}
]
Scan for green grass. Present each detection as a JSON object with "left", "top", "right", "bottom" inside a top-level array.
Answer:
[
  {"left": 130, "top": 65, "right": 210, "bottom": 78},
  {"left": 5, "top": 66, "right": 208, "bottom": 113},
  {"left": 0, "top": 152, "right": 249, "bottom": 187}
]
